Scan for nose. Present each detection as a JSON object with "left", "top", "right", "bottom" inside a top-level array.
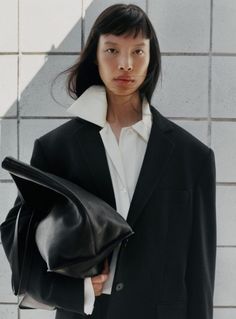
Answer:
[
  {"left": 118, "top": 64, "right": 133, "bottom": 71},
  {"left": 118, "top": 55, "right": 133, "bottom": 71}
]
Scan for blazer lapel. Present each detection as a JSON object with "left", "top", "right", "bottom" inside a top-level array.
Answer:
[
  {"left": 126, "top": 106, "right": 175, "bottom": 228},
  {"left": 73, "top": 121, "right": 116, "bottom": 209},
  {"left": 74, "top": 106, "right": 175, "bottom": 228}
]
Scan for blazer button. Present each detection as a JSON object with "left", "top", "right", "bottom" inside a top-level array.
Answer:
[{"left": 116, "top": 282, "right": 124, "bottom": 291}]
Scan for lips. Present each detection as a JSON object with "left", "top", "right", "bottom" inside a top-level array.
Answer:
[{"left": 114, "top": 76, "right": 135, "bottom": 82}]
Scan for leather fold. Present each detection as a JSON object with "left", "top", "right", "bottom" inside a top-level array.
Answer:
[{"left": 2, "top": 156, "right": 134, "bottom": 279}]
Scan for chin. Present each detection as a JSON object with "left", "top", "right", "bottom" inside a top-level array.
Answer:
[{"left": 106, "top": 84, "right": 140, "bottom": 97}]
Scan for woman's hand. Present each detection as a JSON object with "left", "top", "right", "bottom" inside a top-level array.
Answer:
[{"left": 91, "top": 258, "right": 110, "bottom": 296}]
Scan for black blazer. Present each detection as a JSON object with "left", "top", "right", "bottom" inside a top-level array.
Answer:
[{"left": 1, "top": 106, "right": 216, "bottom": 319}]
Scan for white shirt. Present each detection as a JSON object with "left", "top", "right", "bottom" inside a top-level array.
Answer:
[{"left": 67, "top": 85, "right": 153, "bottom": 315}]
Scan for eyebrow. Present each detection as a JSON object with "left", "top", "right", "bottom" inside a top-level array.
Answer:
[{"left": 103, "top": 41, "right": 147, "bottom": 46}]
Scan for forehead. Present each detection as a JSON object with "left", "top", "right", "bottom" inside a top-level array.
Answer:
[{"left": 98, "top": 33, "right": 150, "bottom": 46}]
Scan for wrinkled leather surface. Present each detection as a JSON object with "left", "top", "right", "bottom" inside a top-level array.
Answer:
[{"left": 2, "top": 156, "right": 134, "bottom": 279}]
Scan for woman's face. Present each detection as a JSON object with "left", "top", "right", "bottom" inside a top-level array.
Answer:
[{"left": 96, "top": 32, "right": 150, "bottom": 97}]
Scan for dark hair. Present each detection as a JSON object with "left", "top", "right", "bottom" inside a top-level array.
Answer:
[{"left": 52, "top": 4, "right": 161, "bottom": 104}]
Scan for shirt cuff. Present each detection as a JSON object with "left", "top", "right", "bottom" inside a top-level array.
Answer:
[{"left": 84, "top": 277, "right": 95, "bottom": 315}]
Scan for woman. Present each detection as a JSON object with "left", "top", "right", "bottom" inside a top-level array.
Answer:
[{"left": 1, "top": 4, "right": 216, "bottom": 319}]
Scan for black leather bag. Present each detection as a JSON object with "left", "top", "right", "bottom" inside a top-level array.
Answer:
[{"left": 1, "top": 156, "right": 134, "bottom": 286}]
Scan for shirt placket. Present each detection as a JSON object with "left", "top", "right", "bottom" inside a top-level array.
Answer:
[
  {"left": 99, "top": 125, "right": 131, "bottom": 294},
  {"left": 100, "top": 125, "right": 131, "bottom": 219}
]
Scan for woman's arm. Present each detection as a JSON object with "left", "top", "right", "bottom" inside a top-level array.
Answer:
[
  {"left": 0, "top": 138, "right": 85, "bottom": 315},
  {"left": 186, "top": 148, "right": 217, "bottom": 319}
]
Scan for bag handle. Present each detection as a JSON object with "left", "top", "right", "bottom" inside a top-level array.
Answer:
[{"left": 12, "top": 203, "right": 35, "bottom": 296}]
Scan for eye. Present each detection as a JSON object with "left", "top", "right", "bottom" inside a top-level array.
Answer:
[
  {"left": 134, "top": 49, "right": 144, "bottom": 55},
  {"left": 105, "top": 48, "right": 118, "bottom": 54}
]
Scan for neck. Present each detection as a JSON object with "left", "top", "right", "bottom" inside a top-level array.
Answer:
[{"left": 106, "top": 90, "right": 142, "bottom": 127}]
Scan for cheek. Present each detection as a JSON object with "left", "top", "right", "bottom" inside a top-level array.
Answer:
[
  {"left": 97, "top": 56, "right": 115, "bottom": 74},
  {"left": 137, "top": 58, "right": 149, "bottom": 76}
]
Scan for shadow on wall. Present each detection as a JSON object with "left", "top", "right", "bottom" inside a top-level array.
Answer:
[
  {"left": 1, "top": 0, "right": 146, "bottom": 119},
  {"left": 0, "top": 0, "right": 147, "bottom": 179}
]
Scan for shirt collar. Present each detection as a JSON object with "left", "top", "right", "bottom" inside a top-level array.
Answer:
[
  {"left": 67, "top": 85, "right": 107, "bottom": 128},
  {"left": 67, "top": 85, "right": 152, "bottom": 142},
  {"left": 131, "top": 98, "right": 152, "bottom": 142}
]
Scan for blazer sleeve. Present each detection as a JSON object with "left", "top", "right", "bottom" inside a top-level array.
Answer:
[
  {"left": 186, "top": 148, "right": 217, "bottom": 319},
  {"left": 0, "top": 138, "right": 86, "bottom": 315}
]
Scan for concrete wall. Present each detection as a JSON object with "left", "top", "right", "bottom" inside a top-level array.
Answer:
[{"left": 0, "top": 0, "right": 236, "bottom": 318}]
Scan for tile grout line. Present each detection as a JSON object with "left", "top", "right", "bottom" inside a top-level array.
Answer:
[
  {"left": 81, "top": 0, "right": 85, "bottom": 50},
  {"left": 2, "top": 52, "right": 236, "bottom": 56},
  {"left": 214, "top": 306, "right": 236, "bottom": 308},
  {"left": 0, "top": 52, "right": 80, "bottom": 55},
  {"left": 2, "top": 117, "right": 236, "bottom": 121},
  {"left": 217, "top": 182, "right": 236, "bottom": 186},
  {"left": 16, "top": 0, "right": 21, "bottom": 163},
  {"left": 208, "top": 0, "right": 213, "bottom": 148},
  {"left": 17, "top": 0, "right": 20, "bottom": 317}
]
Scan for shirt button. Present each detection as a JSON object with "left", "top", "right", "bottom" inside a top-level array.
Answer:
[
  {"left": 119, "top": 186, "right": 127, "bottom": 193},
  {"left": 116, "top": 282, "right": 124, "bottom": 291}
]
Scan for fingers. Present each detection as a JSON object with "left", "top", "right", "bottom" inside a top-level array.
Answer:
[
  {"left": 91, "top": 273, "right": 109, "bottom": 296},
  {"left": 91, "top": 259, "right": 110, "bottom": 296},
  {"left": 92, "top": 273, "right": 108, "bottom": 284},
  {"left": 93, "top": 283, "right": 104, "bottom": 296}
]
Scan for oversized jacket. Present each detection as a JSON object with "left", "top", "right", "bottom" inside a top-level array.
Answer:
[{"left": 0, "top": 105, "right": 216, "bottom": 319}]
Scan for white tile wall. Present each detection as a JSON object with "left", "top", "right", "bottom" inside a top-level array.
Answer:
[
  {"left": 19, "top": 119, "right": 68, "bottom": 162},
  {"left": 0, "top": 0, "right": 18, "bottom": 52},
  {"left": 0, "top": 120, "right": 17, "bottom": 179},
  {"left": 153, "top": 56, "right": 209, "bottom": 117},
  {"left": 213, "top": 0, "right": 236, "bottom": 53},
  {"left": 0, "top": 245, "right": 17, "bottom": 303},
  {"left": 20, "top": 0, "right": 82, "bottom": 52},
  {"left": 216, "top": 186, "right": 236, "bottom": 246},
  {"left": 0, "top": 305, "right": 17, "bottom": 319},
  {"left": 19, "top": 55, "right": 76, "bottom": 117},
  {"left": 0, "top": 1, "right": 235, "bottom": 318},
  {"left": 0, "top": 56, "right": 18, "bottom": 117},
  {"left": 172, "top": 120, "right": 208, "bottom": 146},
  {"left": 214, "top": 248, "right": 236, "bottom": 306},
  {"left": 0, "top": 183, "right": 17, "bottom": 226},
  {"left": 214, "top": 308, "right": 236, "bottom": 319},
  {"left": 212, "top": 122, "right": 236, "bottom": 182},
  {"left": 148, "top": 0, "right": 210, "bottom": 52},
  {"left": 212, "top": 57, "right": 236, "bottom": 118}
]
